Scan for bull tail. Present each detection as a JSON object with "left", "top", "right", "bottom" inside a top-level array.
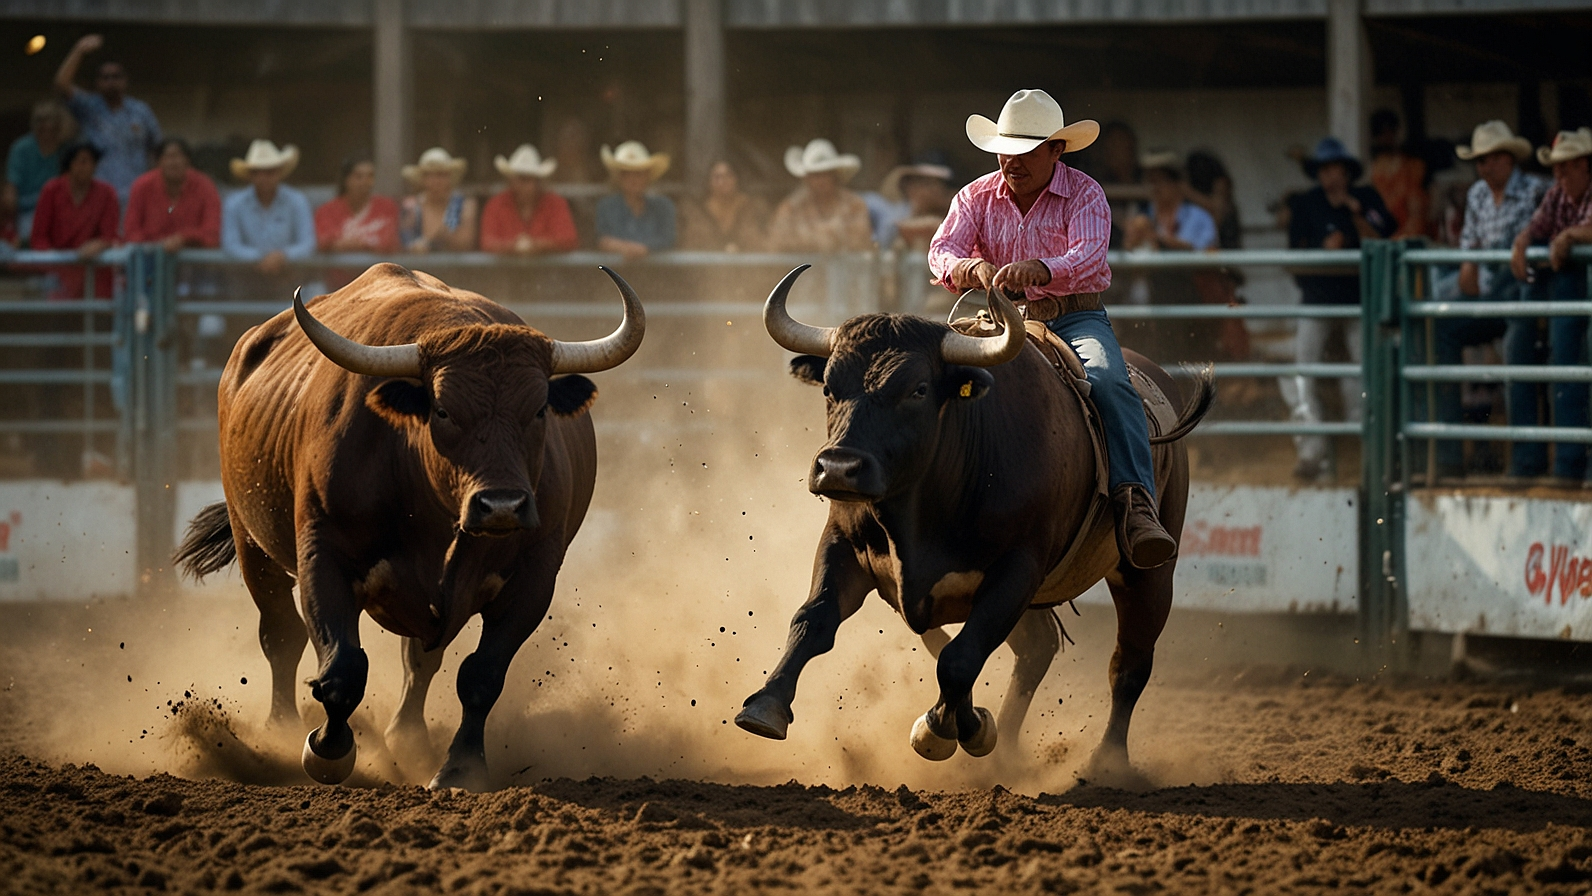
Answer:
[
  {"left": 1149, "top": 364, "right": 1215, "bottom": 445},
  {"left": 173, "top": 501, "right": 237, "bottom": 582}
]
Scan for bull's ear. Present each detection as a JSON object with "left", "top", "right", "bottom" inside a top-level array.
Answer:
[
  {"left": 789, "top": 355, "right": 826, "bottom": 386},
  {"left": 944, "top": 366, "right": 995, "bottom": 402},
  {"left": 548, "top": 375, "right": 598, "bottom": 416},
  {"left": 366, "top": 378, "right": 429, "bottom": 426}
]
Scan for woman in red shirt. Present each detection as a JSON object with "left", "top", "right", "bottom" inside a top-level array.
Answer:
[
  {"left": 31, "top": 141, "right": 118, "bottom": 298},
  {"left": 123, "top": 138, "right": 221, "bottom": 251},
  {"left": 480, "top": 144, "right": 577, "bottom": 254},
  {"left": 315, "top": 157, "right": 400, "bottom": 254}
]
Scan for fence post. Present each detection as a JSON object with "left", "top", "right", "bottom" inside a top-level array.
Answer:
[
  {"left": 1358, "top": 240, "right": 1407, "bottom": 657},
  {"left": 132, "top": 246, "right": 179, "bottom": 599}
]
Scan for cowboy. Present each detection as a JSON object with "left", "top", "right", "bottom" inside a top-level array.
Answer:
[
  {"left": 767, "top": 139, "right": 873, "bottom": 253},
  {"left": 481, "top": 144, "right": 578, "bottom": 255},
  {"left": 221, "top": 139, "right": 315, "bottom": 275},
  {"left": 1510, "top": 127, "right": 1592, "bottom": 481},
  {"left": 595, "top": 141, "right": 676, "bottom": 259},
  {"left": 927, "top": 89, "right": 1175, "bottom": 569}
]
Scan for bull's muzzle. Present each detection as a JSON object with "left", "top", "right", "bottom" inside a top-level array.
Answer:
[
  {"left": 809, "top": 448, "right": 885, "bottom": 502},
  {"left": 462, "top": 488, "right": 536, "bottom": 534}
]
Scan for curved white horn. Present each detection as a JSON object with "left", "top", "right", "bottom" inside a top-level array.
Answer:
[
  {"left": 550, "top": 266, "right": 647, "bottom": 374},
  {"left": 293, "top": 287, "right": 422, "bottom": 378},
  {"left": 939, "top": 288, "right": 1027, "bottom": 367},
  {"left": 762, "top": 265, "right": 835, "bottom": 357}
]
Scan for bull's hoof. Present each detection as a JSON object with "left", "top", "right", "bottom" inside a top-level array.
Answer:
[
  {"left": 301, "top": 728, "right": 357, "bottom": 785},
  {"left": 910, "top": 713, "right": 958, "bottom": 761},
  {"left": 959, "top": 707, "right": 998, "bottom": 757},
  {"left": 427, "top": 755, "right": 490, "bottom": 792},
  {"left": 735, "top": 693, "right": 793, "bottom": 740}
]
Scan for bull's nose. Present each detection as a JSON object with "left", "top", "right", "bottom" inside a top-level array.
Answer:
[
  {"left": 810, "top": 448, "right": 884, "bottom": 501},
  {"left": 464, "top": 488, "right": 535, "bottom": 533}
]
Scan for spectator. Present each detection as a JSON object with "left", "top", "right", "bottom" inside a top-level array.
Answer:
[
  {"left": 31, "top": 141, "right": 118, "bottom": 298},
  {"left": 1369, "top": 109, "right": 1430, "bottom": 239},
  {"left": 221, "top": 140, "right": 315, "bottom": 275},
  {"left": 399, "top": 147, "right": 477, "bottom": 253},
  {"left": 124, "top": 137, "right": 221, "bottom": 251},
  {"left": 315, "top": 156, "right": 400, "bottom": 254},
  {"left": 766, "top": 139, "right": 872, "bottom": 253},
  {"left": 595, "top": 141, "right": 676, "bottom": 259},
  {"left": 480, "top": 144, "right": 577, "bottom": 255},
  {"left": 679, "top": 160, "right": 769, "bottom": 252},
  {"left": 866, "top": 157, "right": 954, "bottom": 250},
  {"left": 1284, "top": 137, "right": 1397, "bottom": 483},
  {"left": 6, "top": 100, "right": 69, "bottom": 241},
  {"left": 1123, "top": 150, "right": 1217, "bottom": 253},
  {"left": 53, "top": 34, "right": 160, "bottom": 206},
  {"left": 1510, "top": 127, "right": 1592, "bottom": 481},
  {"left": 1185, "top": 148, "right": 1250, "bottom": 359}
]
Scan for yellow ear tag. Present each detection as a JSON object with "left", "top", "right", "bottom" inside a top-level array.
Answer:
[{"left": 959, "top": 382, "right": 973, "bottom": 399}]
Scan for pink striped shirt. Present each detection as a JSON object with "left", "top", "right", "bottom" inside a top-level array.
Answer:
[{"left": 927, "top": 161, "right": 1112, "bottom": 299}]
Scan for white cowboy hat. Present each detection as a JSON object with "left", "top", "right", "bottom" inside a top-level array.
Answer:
[
  {"left": 401, "top": 147, "right": 468, "bottom": 186},
  {"left": 601, "top": 141, "right": 670, "bottom": 180},
  {"left": 494, "top": 144, "right": 557, "bottom": 179},
  {"left": 966, "top": 90, "right": 1098, "bottom": 155},
  {"left": 1455, "top": 120, "right": 1532, "bottom": 161},
  {"left": 880, "top": 162, "right": 952, "bottom": 202},
  {"left": 1538, "top": 128, "right": 1592, "bottom": 167},
  {"left": 1138, "top": 149, "right": 1183, "bottom": 175},
  {"left": 230, "top": 139, "right": 299, "bottom": 181},
  {"left": 784, "top": 139, "right": 861, "bottom": 181}
]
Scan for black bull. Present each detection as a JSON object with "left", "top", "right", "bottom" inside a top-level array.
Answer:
[
  {"left": 173, "top": 263, "right": 644, "bottom": 791},
  {"left": 737, "top": 266, "right": 1214, "bottom": 773}
]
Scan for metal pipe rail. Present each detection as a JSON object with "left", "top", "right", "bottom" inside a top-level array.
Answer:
[
  {"left": 1403, "top": 364, "right": 1592, "bottom": 383},
  {"left": 1404, "top": 422, "right": 1592, "bottom": 444}
]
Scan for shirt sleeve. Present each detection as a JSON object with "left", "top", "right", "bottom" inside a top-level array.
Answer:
[
  {"left": 1180, "top": 204, "right": 1218, "bottom": 250},
  {"left": 285, "top": 192, "right": 317, "bottom": 259},
  {"left": 646, "top": 196, "right": 677, "bottom": 250},
  {"left": 221, "top": 195, "right": 262, "bottom": 261},
  {"left": 141, "top": 103, "right": 162, "bottom": 152},
  {"left": 844, "top": 195, "right": 873, "bottom": 251},
  {"left": 478, "top": 193, "right": 515, "bottom": 252},
  {"left": 593, "top": 195, "right": 620, "bottom": 241},
  {"left": 1360, "top": 188, "right": 1397, "bottom": 238},
  {"left": 29, "top": 181, "right": 55, "bottom": 249},
  {"left": 1527, "top": 188, "right": 1559, "bottom": 243},
  {"left": 926, "top": 186, "right": 980, "bottom": 290},
  {"left": 1035, "top": 181, "right": 1111, "bottom": 296},
  {"left": 1459, "top": 186, "right": 1483, "bottom": 251}
]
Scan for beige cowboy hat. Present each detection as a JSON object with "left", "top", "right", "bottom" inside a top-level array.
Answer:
[
  {"left": 401, "top": 147, "right": 468, "bottom": 186},
  {"left": 495, "top": 144, "right": 557, "bottom": 179},
  {"left": 1455, "top": 120, "right": 1532, "bottom": 161},
  {"left": 230, "top": 139, "right": 299, "bottom": 180},
  {"left": 1138, "top": 149, "right": 1183, "bottom": 175},
  {"left": 784, "top": 139, "right": 861, "bottom": 181},
  {"left": 880, "top": 161, "right": 952, "bottom": 202},
  {"left": 1538, "top": 128, "right": 1592, "bottom": 167},
  {"left": 966, "top": 90, "right": 1098, "bottom": 156},
  {"left": 601, "top": 141, "right": 670, "bottom": 180}
]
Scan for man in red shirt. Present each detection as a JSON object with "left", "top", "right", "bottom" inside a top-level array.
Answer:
[
  {"left": 480, "top": 144, "right": 577, "bottom": 254},
  {"left": 31, "top": 141, "right": 118, "bottom": 298},
  {"left": 123, "top": 137, "right": 220, "bottom": 251}
]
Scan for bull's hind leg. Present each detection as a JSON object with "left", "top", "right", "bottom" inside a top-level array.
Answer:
[
  {"left": 1088, "top": 566, "right": 1174, "bottom": 782},
  {"left": 235, "top": 535, "right": 306, "bottom": 729},
  {"left": 995, "top": 607, "right": 1063, "bottom": 759},
  {"left": 385, "top": 637, "right": 443, "bottom": 774},
  {"left": 297, "top": 532, "right": 369, "bottom": 785}
]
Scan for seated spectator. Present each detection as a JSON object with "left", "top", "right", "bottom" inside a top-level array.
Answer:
[
  {"left": 767, "top": 139, "right": 872, "bottom": 253},
  {"left": 595, "top": 141, "right": 676, "bottom": 259},
  {"left": 1123, "top": 150, "right": 1217, "bottom": 253},
  {"left": 1369, "top": 109, "right": 1430, "bottom": 240},
  {"left": 124, "top": 137, "right": 221, "bottom": 251},
  {"left": 866, "top": 157, "right": 953, "bottom": 250},
  {"left": 315, "top": 156, "right": 400, "bottom": 254},
  {"left": 480, "top": 145, "right": 577, "bottom": 255},
  {"left": 7, "top": 100, "right": 69, "bottom": 241},
  {"left": 679, "top": 159, "right": 768, "bottom": 252},
  {"left": 31, "top": 141, "right": 118, "bottom": 298},
  {"left": 400, "top": 148, "right": 477, "bottom": 252},
  {"left": 221, "top": 139, "right": 315, "bottom": 275},
  {"left": 1510, "top": 127, "right": 1592, "bottom": 481}
]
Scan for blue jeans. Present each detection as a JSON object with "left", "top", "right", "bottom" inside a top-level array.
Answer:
[
  {"left": 1045, "top": 309, "right": 1157, "bottom": 498},
  {"left": 1515, "top": 265, "right": 1587, "bottom": 479}
]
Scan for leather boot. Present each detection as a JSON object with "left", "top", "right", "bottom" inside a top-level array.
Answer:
[{"left": 1111, "top": 484, "right": 1177, "bottom": 569}]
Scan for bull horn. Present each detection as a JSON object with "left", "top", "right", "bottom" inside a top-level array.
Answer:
[
  {"left": 939, "top": 288, "right": 1026, "bottom": 367},
  {"left": 550, "top": 266, "right": 647, "bottom": 374},
  {"left": 763, "top": 264, "right": 835, "bottom": 357},
  {"left": 293, "top": 287, "right": 422, "bottom": 378}
]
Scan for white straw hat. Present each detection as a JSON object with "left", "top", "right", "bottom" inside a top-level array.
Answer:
[
  {"left": 494, "top": 144, "right": 557, "bottom": 179},
  {"left": 600, "top": 141, "right": 670, "bottom": 180},
  {"left": 401, "top": 147, "right": 468, "bottom": 186},
  {"left": 965, "top": 90, "right": 1099, "bottom": 156},
  {"left": 1455, "top": 120, "right": 1532, "bottom": 162},
  {"left": 230, "top": 139, "right": 299, "bottom": 181},
  {"left": 783, "top": 139, "right": 861, "bottom": 181},
  {"left": 1538, "top": 128, "right": 1592, "bottom": 167}
]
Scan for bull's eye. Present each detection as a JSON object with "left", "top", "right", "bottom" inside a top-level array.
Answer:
[
  {"left": 434, "top": 407, "right": 450, "bottom": 420},
  {"left": 822, "top": 386, "right": 832, "bottom": 400},
  {"left": 536, "top": 404, "right": 548, "bottom": 419},
  {"left": 910, "top": 383, "right": 930, "bottom": 400}
]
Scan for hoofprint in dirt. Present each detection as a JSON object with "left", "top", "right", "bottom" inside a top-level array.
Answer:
[{"left": 5, "top": 678, "right": 1592, "bottom": 895}]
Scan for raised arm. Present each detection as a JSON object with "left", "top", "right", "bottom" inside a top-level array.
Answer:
[{"left": 54, "top": 34, "right": 102, "bottom": 98}]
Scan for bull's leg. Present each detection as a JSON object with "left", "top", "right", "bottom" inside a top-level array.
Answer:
[
  {"left": 994, "top": 607, "right": 1063, "bottom": 759},
  {"left": 1087, "top": 566, "right": 1174, "bottom": 781},
  {"left": 235, "top": 535, "right": 306, "bottom": 729},
  {"left": 297, "top": 534, "right": 369, "bottom": 785},
  {"left": 921, "top": 627, "right": 951, "bottom": 659},
  {"left": 737, "top": 530, "right": 872, "bottom": 740},
  {"left": 915, "top": 551, "right": 1043, "bottom": 761},
  {"left": 385, "top": 637, "right": 444, "bottom": 773}
]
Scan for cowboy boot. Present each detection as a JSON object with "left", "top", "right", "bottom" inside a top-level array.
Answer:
[{"left": 1111, "top": 484, "right": 1177, "bottom": 569}]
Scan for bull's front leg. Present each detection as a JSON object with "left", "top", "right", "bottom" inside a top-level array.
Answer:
[
  {"left": 297, "top": 531, "right": 369, "bottom": 786},
  {"left": 736, "top": 528, "right": 873, "bottom": 740},
  {"left": 913, "top": 550, "right": 1043, "bottom": 761},
  {"left": 385, "top": 636, "right": 444, "bottom": 776}
]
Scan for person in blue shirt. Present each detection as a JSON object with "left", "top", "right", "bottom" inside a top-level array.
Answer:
[
  {"left": 53, "top": 34, "right": 161, "bottom": 207},
  {"left": 595, "top": 141, "right": 676, "bottom": 259},
  {"left": 221, "top": 140, "right": 316, "bottom": 275},
  {"left": 1123, "top": 150, "right": 1218, "bottom": 253},
  {"left": 5, "top": 100, "right": 69, "bottom": 241}
]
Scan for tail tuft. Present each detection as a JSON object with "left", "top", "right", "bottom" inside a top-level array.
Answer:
[
  {"left": 1149, "top": 364, "right": 1215, "bottom": 444},
  {"left": 173, "top": 501, "right": 236, "bottom": 581}
]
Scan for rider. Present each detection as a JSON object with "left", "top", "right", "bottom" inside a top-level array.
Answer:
[{"left": 928, "top": 89, "right": 1176, "bottom": 569}]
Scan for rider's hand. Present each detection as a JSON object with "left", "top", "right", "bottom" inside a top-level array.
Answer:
[
  {"left": 990, "top": 259, "right": 1052, "bottom": 296},
  {"left": 951, "top": 258, "right": 996, "bottom": 291}
]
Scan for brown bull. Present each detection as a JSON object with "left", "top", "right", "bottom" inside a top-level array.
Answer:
[
  {"left": 737, "top": 266, "right": 1212, "bottom": 776},
  {"left": 174, "top": 262, "right": 644, "bottom": 790}
]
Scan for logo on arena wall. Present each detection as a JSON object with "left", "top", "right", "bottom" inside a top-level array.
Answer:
[
  {"left": 1180, "top": 522, "right": 1262, "bottom": 557},
  {"left": 0, "top": 511, "right": 19, "bottom": 583},
  {"left": 1523, "top": 542, "right": 1592, "bottom": 605}
]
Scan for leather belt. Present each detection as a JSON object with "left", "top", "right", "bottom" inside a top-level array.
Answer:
[{"left": 1019, "top": 292, "right": 1102, "bottom": 322}]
